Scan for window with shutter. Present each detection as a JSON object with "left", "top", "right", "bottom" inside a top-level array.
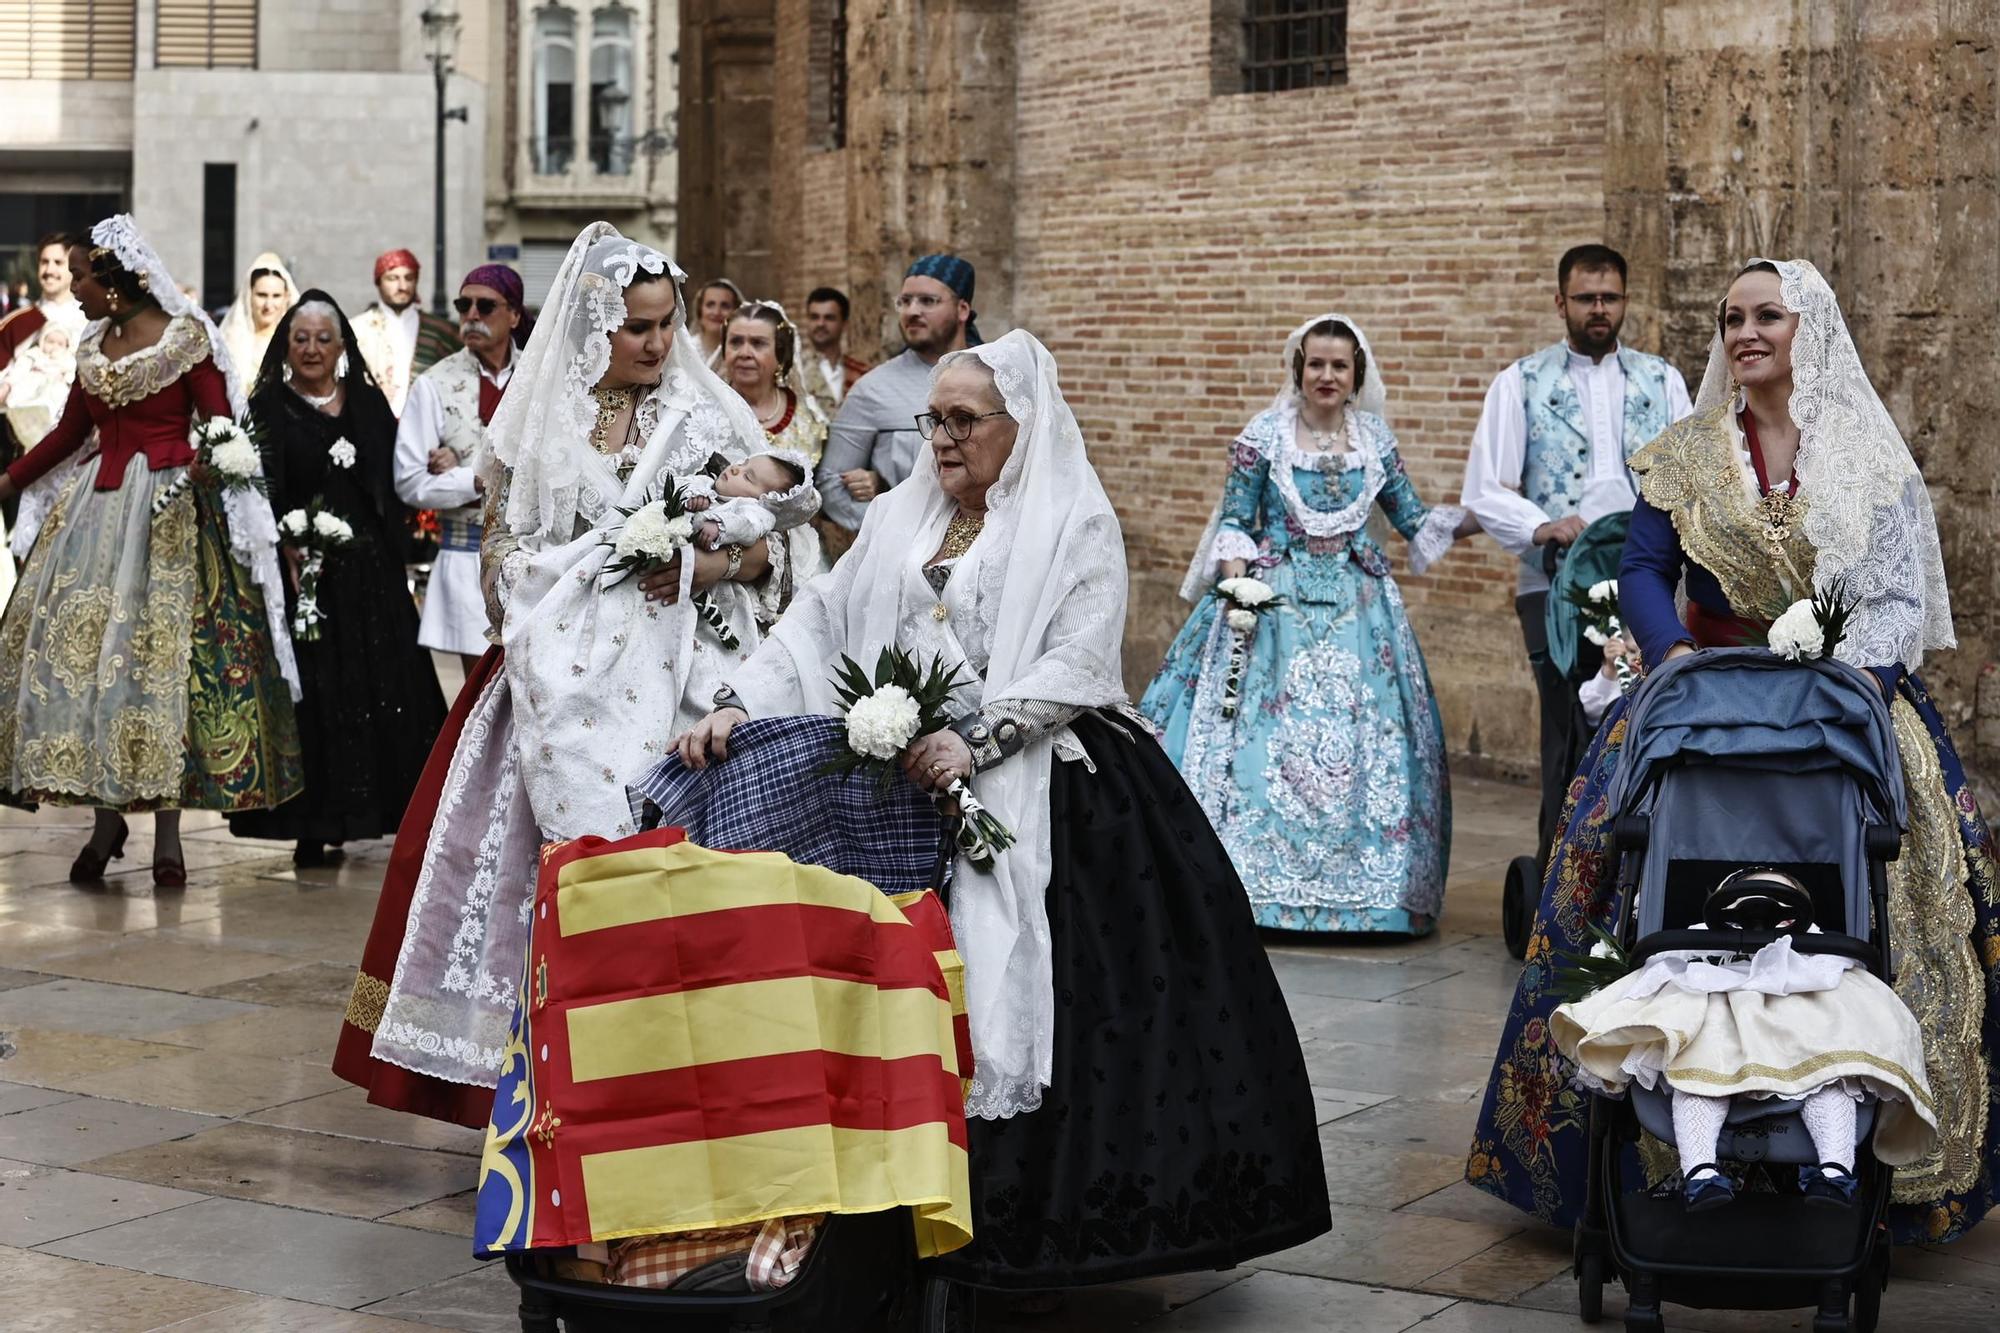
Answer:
[
  {"left": 0, "top": 0, "right": 138, "bottom": 81},
  {"left": 155, "top": 0, "right": 257, "bottom": 70},
  {"left": 1212, "top": 0, "right": 1348, "bottom": 96}
]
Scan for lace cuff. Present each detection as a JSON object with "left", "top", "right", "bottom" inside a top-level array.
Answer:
[
  {"left": 1210, "top": 527, "right": 1260, "bottom": 572},
  {"left": 1408, "top": 504, "right": 1464, "bottom": 577},
  {"left": 950, "top": 699, "right": 1083, "bottom": 772}
]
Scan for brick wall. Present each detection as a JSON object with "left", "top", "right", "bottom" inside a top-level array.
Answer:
[{"left": 1011, "top": 0, "right": 1621, "bottom": 772}]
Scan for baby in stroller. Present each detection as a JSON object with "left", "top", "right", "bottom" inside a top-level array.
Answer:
[{"left": 1552, "top": 867, "right": 1938, "bottom": 1213}]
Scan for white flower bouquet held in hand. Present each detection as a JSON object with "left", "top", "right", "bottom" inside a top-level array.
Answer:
[
  {"left": 1214, "top": 575, "right": 1284, "bottom": 718},
  {"left": 154, "top": 418, "right": 267, "bottom": 516},
  {"left": 818, "top": 645, "right": 1017, "bottom": 872},
  {"left": 1566, "top": 578, "right": 1636, "bottom": 690},
  {"left": 600, "top": 483, "right": 696, "bottom": 590},
  {"left": 280, "top": 499, "right": 355, "bottom": 641},
  {"left": 1768, "top": 580, "right": 1854, "bottom": 663}
]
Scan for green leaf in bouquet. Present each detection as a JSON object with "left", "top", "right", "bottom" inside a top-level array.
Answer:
[
  {"left": 1549, "top": 919, "right": 1634, "bottom": 1005},
  {"left": 874, "top": 646, "right": 897, "bottom": 689}
]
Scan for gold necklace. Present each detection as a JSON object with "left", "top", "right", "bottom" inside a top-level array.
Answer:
[
  {"left": 938, "top": 509, "right": 985, "bottom": 561},
  {"left": 590, "top": 385, "right": 637, "bottom": 454}
]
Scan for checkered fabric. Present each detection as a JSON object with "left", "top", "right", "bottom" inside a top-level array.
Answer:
[
  {"left": 627, "top": 714, "right": 952, "bottom": 896},
  {"left": 607, "top": 1215, "right": 824, "bottom": 1291}
]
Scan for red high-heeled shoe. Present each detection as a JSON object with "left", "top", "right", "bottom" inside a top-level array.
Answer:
[{"left": 68, "top": 821, "right": 130, "bottom": 883}]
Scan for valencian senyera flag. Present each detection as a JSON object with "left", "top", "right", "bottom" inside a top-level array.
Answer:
[{"left": 474, "top": 829, "right": 973, "bottom": 1258}]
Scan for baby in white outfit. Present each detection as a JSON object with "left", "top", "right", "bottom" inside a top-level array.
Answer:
[{"left": 681, "top": 450, "right": 818, "bottom": 551}]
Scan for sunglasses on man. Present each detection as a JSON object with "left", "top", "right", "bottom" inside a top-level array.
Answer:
[{"left": 454, "top": 296, "right": 504, "bottom": 316}]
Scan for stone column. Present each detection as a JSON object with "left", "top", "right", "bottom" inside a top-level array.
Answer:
[{"left": 678, "top": 0, "right": 777, "bottom": 296}]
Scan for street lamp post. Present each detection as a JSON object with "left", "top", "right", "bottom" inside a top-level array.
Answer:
[{"left": 420, "top": 5, "right": 467, "bottom": 317}]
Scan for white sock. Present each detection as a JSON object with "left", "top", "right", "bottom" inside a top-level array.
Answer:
[
  {"left": 1799, "top": 1085, "right": 1857, "bottom": 1173},
  {"left": 1671, "top": 1090, "right": 1730, "bottom": 1178}
]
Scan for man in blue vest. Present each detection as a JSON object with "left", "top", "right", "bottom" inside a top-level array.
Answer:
[{"left": 1461, "top": 244, "right": 1692, "bottom": 865}]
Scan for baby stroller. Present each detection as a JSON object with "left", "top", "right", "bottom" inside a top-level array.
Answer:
[
  {"left": 1571, "top": 648, "right": 1906, "bottom": 1332},
  {"left": 1504, "top": 512, "right": 1630, "bottom": 958}
]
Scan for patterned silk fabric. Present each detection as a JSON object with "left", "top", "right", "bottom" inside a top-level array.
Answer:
[{"left": 1467, "top": 451, "right": 2000, "bottom": 1246}]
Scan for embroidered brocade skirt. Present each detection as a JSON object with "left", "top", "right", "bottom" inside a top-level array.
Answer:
[{"left": 0, "top": 459, "right": 301, "bottom": 813}]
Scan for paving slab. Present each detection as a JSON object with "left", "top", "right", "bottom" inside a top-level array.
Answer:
[
  {"left": 24, "top": 935, "right": 308, "bottom": 992},
  {"left": 150, "top": 1297, "right": 458, "bottom": 1331},
  {"left": 1247, "top": 1201, "right": 1522, "bottom": 1289},
  {"left": 246, "top": 1087, "right": 486, "bottom": 1156},
  {"left": 77, "top": 1120, "right": 474, "bottom": 1220},
  {"left": 199, "top": 961, "right": 367, "bottom": 1009},
  {"left": 1153, "top": 1270, "right": 1453, "bottom": 1330},
  {"left": 0, "top": 1078, "right": 76, "bottom": 1116},
  {"left": 358, "top": 1262, "right": 523, "bottom": 1333},
  {"left": 0, "top": 1093, "right": 220, "bottom": 1167},
  {"left": 59, "top": 1047, "right": 348, "bottom": 1116},
  {"left": 0, "top": 978, "right": 261, "bottom": 1040},
  {"left": 0, "top": 1156, "right": 207, "bottom": 1247},
  {"left": 0, "top": 1243, "right": 254, "bottom": 1331},
  {"left": 39, "top": 1195, "right": 487, "bottom": 1309}
]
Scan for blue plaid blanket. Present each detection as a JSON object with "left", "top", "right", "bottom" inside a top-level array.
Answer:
[{"left": 627, "top": 714, "right": 953, "bottom": 896}]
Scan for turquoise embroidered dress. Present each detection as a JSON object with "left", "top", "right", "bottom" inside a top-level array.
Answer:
[{"left": 1141, "top": 404, "right": 1463, "bottom": 934}]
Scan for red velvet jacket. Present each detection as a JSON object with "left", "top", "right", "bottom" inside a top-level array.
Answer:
[{"left": 4, "top": 315, "right": 232, "bottom": 493}]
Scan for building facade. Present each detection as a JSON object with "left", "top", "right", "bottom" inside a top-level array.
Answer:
[
  {"left": 1, "top": 1, "right": 490, "bottom": 319},
  {"left": 689, "top": 0, "right": 1999, "bottom": 790}
]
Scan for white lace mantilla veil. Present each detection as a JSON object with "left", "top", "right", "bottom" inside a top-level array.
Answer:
[
  {"left": 729, "top": 329, "right": 1129, "bottom": 1120},
  {"left": 1693, "top": 259, "right": 1953, "bottom": 669},
  {"left": 13, "top": 216, "right": 300, "bottom": 696},
  {"left": 1177, "top": 312, "right": 1391, "bottom": 601},
  {"left": 481, "top": 222, "right": 764, "bottom": 551}
]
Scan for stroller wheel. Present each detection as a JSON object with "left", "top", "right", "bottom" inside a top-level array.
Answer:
[
  {"left": 1576, "top": 1250, "right": 1605, "bottom": 1324},
  {"left": 1502, "top": 855, "right": 1540, "bottom": 959},
  {"left": 916, "top": 1275, "right": 976, "bottom": 1333}
]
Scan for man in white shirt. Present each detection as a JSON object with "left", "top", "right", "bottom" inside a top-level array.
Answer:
[
  {"left": 1460, "top": 244, "right": 1692, "bottom": 863},
  {"left": 395, "top": 265, "right": 523, "bottom": 671},
  {"left": 353, "top": 248, "right": 462, "bottom": 414},
  {"left": 798, "top": 286, "right": 870, "bottom": 423}
]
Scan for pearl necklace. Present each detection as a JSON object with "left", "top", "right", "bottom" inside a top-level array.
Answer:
[{"left": 293, "top": 384, "right": 338, "bottom": 409}]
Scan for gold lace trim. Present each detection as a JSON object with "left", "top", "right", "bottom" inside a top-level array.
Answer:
[
  {"left": 1628, "top": 401, "right": 1818, "bottom": 620},
  {"left": 345, "top": 971, "right": 392, "bottom": 1034},
  {"left": 1885, "top": 697, "right": 1988, "bottom": 1202},
  {"left": 1667, "top": 1051, "right": 1935, "bottom": 1115},
  {"left": 76, "top": 315, "right": 213, "bottom": 410}
]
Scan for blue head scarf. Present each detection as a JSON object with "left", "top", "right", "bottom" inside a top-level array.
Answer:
[{"left": 905, "top": 253, "right": 982, "bottom": 346}]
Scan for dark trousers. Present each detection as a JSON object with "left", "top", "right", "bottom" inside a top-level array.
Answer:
[{"left": 1516, "top": 592, "right": 1592, "bottom": 870}]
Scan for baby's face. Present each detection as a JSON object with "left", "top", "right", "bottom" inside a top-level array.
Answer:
[
  {"left": 716, "top": 457, "right": 792, "bottom": 498},
  {"left": 37, "top": 328, "right": 72, "bottom": 356}
]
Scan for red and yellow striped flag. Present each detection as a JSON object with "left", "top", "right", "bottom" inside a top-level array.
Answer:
[{"left": 475, "top": 829, "right": 973, "bottom": 1257}]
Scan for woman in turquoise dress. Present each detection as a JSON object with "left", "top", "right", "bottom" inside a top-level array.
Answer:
[
  {"left": 1141, "top": 314, "right": 1476, "bottom": 935},
  {"left": 1467, "top": 259, "right": 1999, "bottom": 1244}
]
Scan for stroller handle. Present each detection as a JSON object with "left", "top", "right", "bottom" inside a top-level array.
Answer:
[{"left": 1627, "top": 928, "right": 1878, "bottom": 970}]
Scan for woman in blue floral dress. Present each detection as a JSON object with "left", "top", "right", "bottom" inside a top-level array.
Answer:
[{"left": 1141, "top": 315, "right": 1475, "bottom": 935}]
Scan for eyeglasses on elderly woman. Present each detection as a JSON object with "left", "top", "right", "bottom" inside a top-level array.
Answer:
[{"left": 915, "top": 409, "right": 1009, "bottom": 442}]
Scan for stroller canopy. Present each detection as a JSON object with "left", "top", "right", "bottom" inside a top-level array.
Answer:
[
  {"left": 1606, "top": 648, "right": 1905, "bottom": 830},
  {"left": 1545, "top": 511, "right": 1629, "bottom": 681}
]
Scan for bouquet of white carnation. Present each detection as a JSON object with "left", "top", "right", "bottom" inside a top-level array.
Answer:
[
  {"left": 818, "top": 646, "right": 1016, "bottom": 872},
  {"left": 279, "top": 499, "right": 355, "bottom": 641},
  {"left": 1567, "top": 578, "right": 1636, "bottom": 690},
  {"left": 1767, "top": 579, "right": 1854, "bottom": 663},
  {"left": 1214, "top": 575, "right": 1283, "bottom": 719},
  {"left": 601, "top": 485, "right": 696, "bottom": 589},
  {"left": 153, "top": 418, "right": 267, "bottom": 516}
]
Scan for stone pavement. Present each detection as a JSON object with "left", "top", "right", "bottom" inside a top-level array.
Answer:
[{"left": 1, "top": 775, "right": 1994, "bottom": 1331}]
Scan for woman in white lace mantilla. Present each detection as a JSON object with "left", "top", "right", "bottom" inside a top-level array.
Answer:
[
  {"left": 672, "top": 330, "right": 1330, "bottom": 1287},
  {"left": 1141, "top": 313, "right": 1477, "bottom": 936},
  {"left": 350, "top": 224, "right": 820, "bottom": 1113}
]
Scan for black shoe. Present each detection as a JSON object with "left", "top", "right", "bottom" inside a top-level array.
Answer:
[
  {"left": 1799, "top": 1162, "right": 1860, "bottom": 1207},
  {"left": 293, "top": 841, "right": 329, "bottom": 868},
  {"left": 1682, "top": 1165, "right": 1736, "bottom": 1212}
]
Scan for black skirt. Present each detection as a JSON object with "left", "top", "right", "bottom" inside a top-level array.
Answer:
[{"left": 930, "top": 713, "right": 1330, "bottom": 1289}]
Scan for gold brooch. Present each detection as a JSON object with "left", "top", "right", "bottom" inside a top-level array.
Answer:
[{"left": 931, "top": 603, "right": 949, "bottom": 622}]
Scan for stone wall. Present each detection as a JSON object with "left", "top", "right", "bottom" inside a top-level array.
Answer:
[{"left": 721, "top": 0, "right": 1999, "bottom": 787}]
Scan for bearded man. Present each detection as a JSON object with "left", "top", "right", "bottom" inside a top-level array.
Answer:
[{"left": 353, "top": 248, "right": 462, "bottom": 414}]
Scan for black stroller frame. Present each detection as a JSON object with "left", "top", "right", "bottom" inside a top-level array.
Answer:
[
  {"left": 503, "top": 831, "right": 974, "bottom": 1333},
  {"left": 1569, "top": 650, "right": 1909, "bottom": 1333}
]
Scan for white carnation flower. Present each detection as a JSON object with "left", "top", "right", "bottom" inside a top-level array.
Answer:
[
  {"left": 1588, "top": 579, "right": 1618, "bottom": 603},
  {"left": 1217, "top": 576, "right": 1275, "bottom": 606},
  {"left": 210, "top": 437, "right": 262, "bottom": 480},
  {"left": 1589, "top": 939, "right": 1616, "bottom": 960},
  {"left": 1767, "top": 599, "right": 1825, "bottom": 661},
  {"left": 311, "top": 511, "right": 354, "bottom": 543},
  {"left": 280, "top": 508, "right": 310, "bottom": 538},
  {"left": 1226, "top": 608, "right": 1257, "bottom": 632},
  {"left": 1583, "top": 624, "right": 1610, "bottom": 647},
  {"left": 328, "top": 438, "right": 357, "bottom": 470},
  {"left": 612, "top": 501, "right": 690, "bottom": 562},
  {"left": 844, "top": 685, "right": 922, "bottom": 760}
]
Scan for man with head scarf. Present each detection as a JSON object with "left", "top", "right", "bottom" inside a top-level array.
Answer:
[
  {"left": 812, "top": 252, "right": 980, "bottom": 542},
  {"left": 352, "top": 248, "right": 462, "bottom": 414},
  {"left": 393, "top": 263, "right": 524, "bottom": 668}
]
